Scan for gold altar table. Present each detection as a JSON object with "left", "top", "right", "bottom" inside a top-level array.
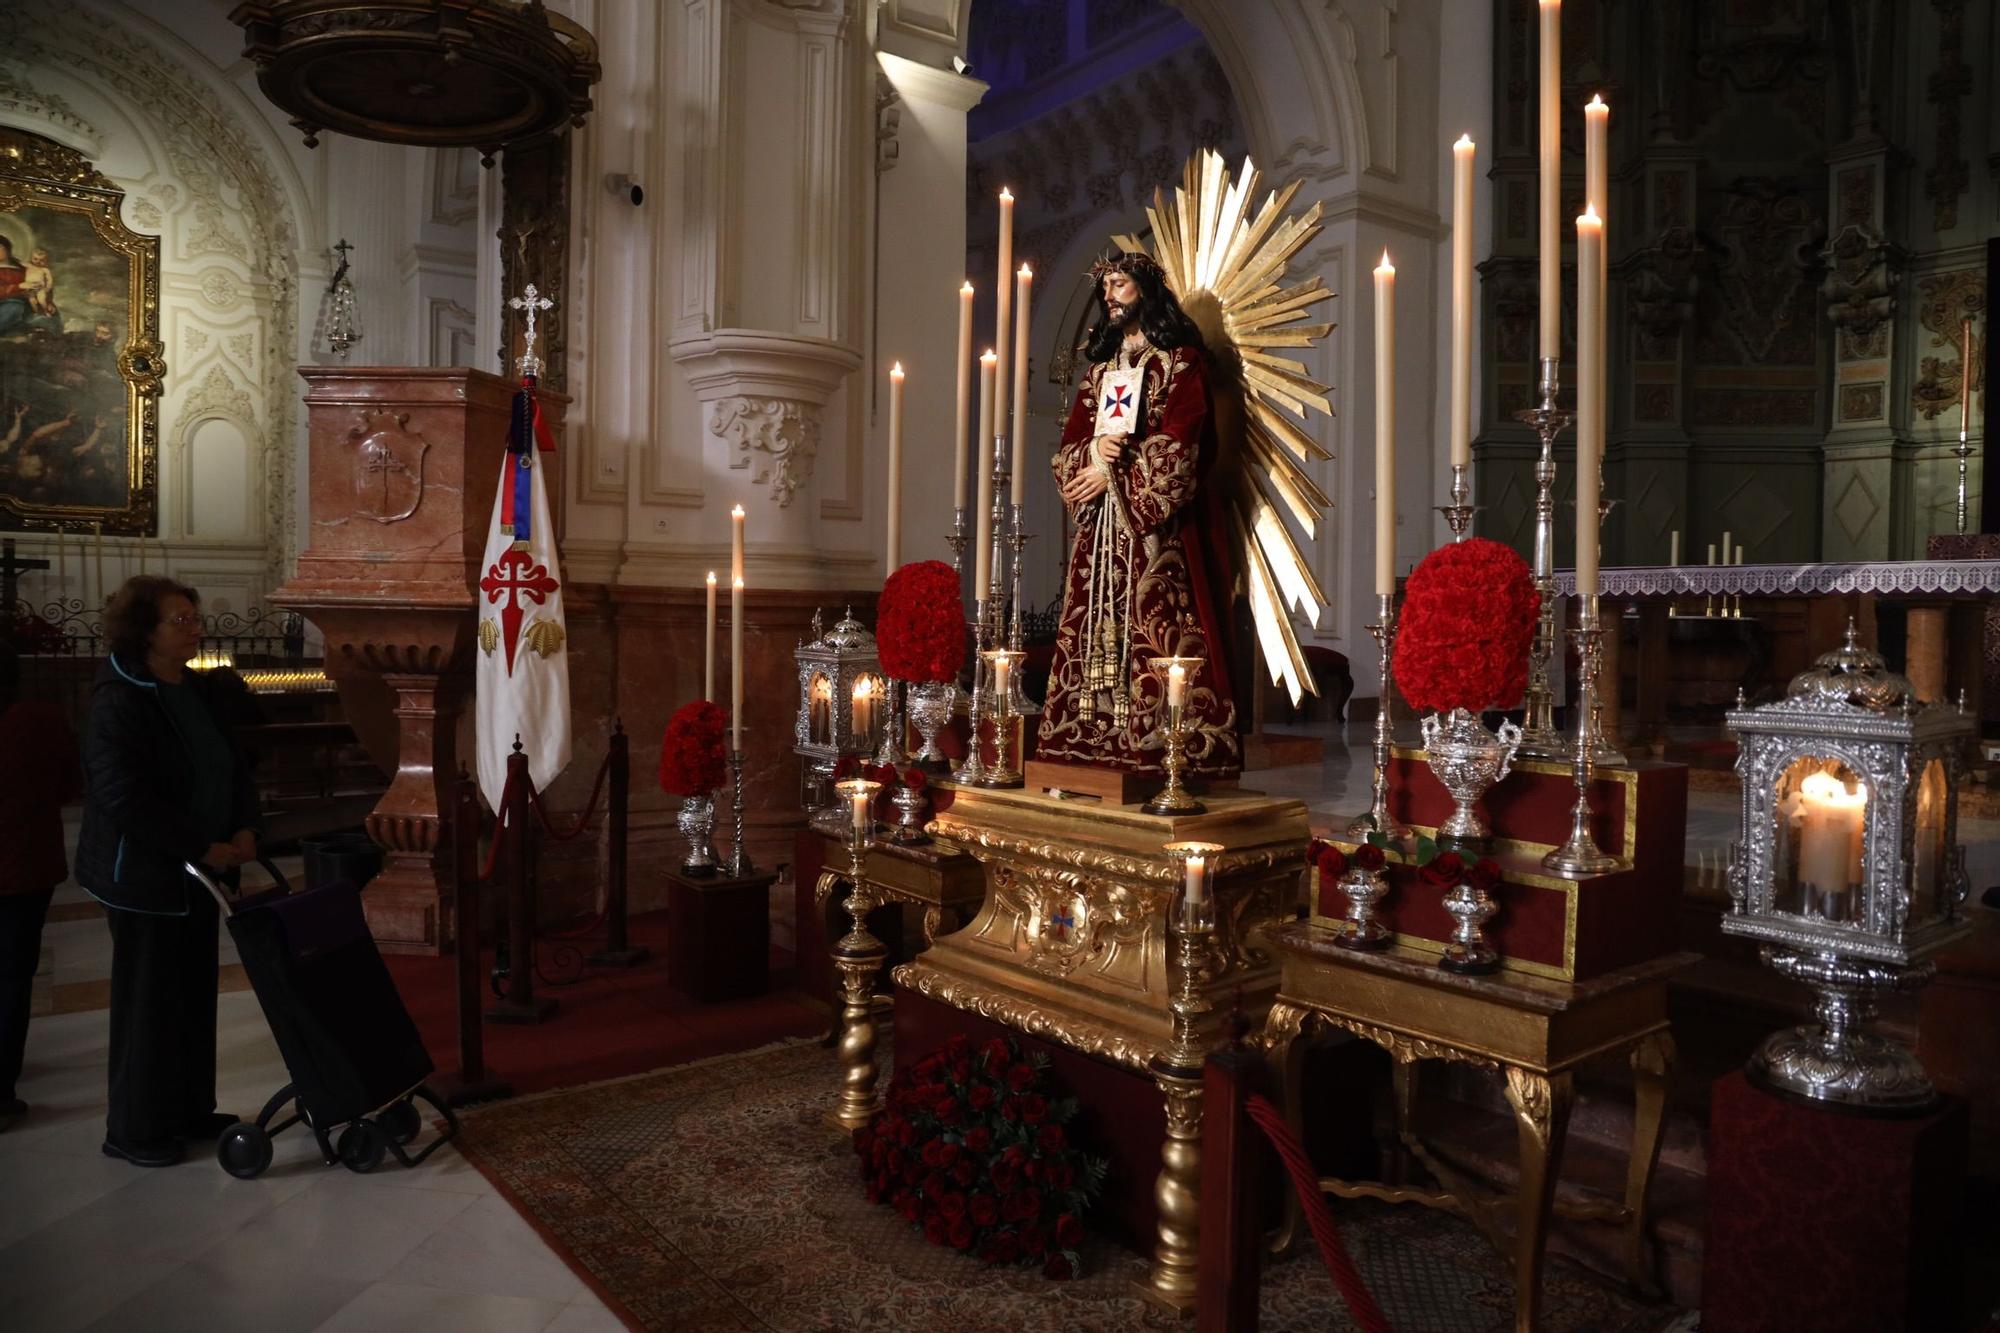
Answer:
[
  {"left": 892, "top": 783, "right": 1309, "bottom": 1312},
  {"left": 1261, "top": 920, "right": 1696, "bottom": 1333}
]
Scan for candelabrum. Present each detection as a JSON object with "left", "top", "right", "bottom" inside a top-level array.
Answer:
[
  {"left": 725, "top": 747, "right": 752, "bottom": 877},
  {"left": 978, "top": 648, "right": 1025, "bottom": 788},
  {"left": 872, "top": 678, "right": 909, "bottom": 770},
  {"left": 1143, "top": 656, "right": 1206, "bottom": 816},
  {"left": 945, "top": 505, "right": 968, "bottom": 577},
  {"left": 1514, "top": 357, "right": 1571, "bottom": 759},
  {"left": 986, "top": 435, "right": 1010, "bottom": 624},
  {"left": 828, "top": 777, "right": 885, "bottom": 1131},
  {"left": 1345, "top": 595, "right": 1411, "bottom": 844},
  {"left": 1955, "top": 428, "right": 1974, "bottom": 536},
  {"left": 951, "top": 608, "right": 992, "bottom": 785},
  {"left": 1544, "top": 594, "right": 1622, "bottom": 876},
  {"left": 1436, "top": 461, "right": 1479, "bottom": 540},
  {"left": 1007, "top": 501, "right": 1030, "bottom": 650}
]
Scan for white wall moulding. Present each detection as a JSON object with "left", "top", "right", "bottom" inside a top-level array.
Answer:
[
  {"left": 712, "top": 397, "right": 820, "bottom": 508},
  {"left": 671, "top": 328, "right": 862, "bottom": 509}
]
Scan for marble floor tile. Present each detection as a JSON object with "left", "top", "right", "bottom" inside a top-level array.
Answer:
[
  {"left": 542, "top": 1294, "right": 634, "bottom": 1333},
  {"left": 193, "top": 1174, "right": 482, "bottom": 1284},
  {"left": 382, "top": 1194, "right": 589, "bottom": 1304},
  {"left": 311, "top": 1282, "right": 577, "bottom": 1333},
  {"left": 80, "top": 1257, "right": 368, "bottom": 1333},
  {"left": 0, "top": 1146, "right": 142, "bottom": 1249}
]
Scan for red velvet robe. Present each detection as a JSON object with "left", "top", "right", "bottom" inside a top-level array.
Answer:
[{"left": 1035, "top": 342, "right": 1240, "bottom": 778}]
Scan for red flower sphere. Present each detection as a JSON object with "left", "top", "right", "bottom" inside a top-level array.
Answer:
[
  {"left": 877, "top": 560, "right": 967, "bottom": 683},
  {"left": 1391, "top": 537, "right": 1539, "bottom": 715},
  {"left": 658, "top": 700, "right": 727, "bottom": 796}
]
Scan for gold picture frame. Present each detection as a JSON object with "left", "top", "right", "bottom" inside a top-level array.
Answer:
[{"left": 0, "top": 127, "right": 164, "bottom": 536}]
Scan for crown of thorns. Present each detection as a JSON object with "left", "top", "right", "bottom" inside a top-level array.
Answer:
[{"left": 1088, "top": 251, "right": 1166, "bottom": 285}]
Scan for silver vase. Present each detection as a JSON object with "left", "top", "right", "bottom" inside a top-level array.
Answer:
[
  {"left": 1420, "top": 708, "right": 1524, "bottom": 855},
  {"left": 907, "top": 680, "right": 957, "bottom": 768},
  {"left": 1334, "top": 866, "right": 1391, "bottom": 951},
  {"left": 678, "top": 792, "right": 717, "bottom": 877},
  {"left": 890, "top": 780, "right": 931, "bottom": 844},
  {"left": 1440, "top": 877, "right": 1501, "bottom": 974}
]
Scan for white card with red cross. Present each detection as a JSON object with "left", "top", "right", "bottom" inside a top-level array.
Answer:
[{"left": 1092, "top": 365, "right": 1143, "bottom": 439}]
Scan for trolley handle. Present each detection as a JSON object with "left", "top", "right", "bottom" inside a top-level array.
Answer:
[{"left": 183, "top": 856, "right": 295, "bottom": 916}]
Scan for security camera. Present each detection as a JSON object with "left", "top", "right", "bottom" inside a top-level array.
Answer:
[{"left": 604, "top": 172, "right": 644, "bottom": 207}]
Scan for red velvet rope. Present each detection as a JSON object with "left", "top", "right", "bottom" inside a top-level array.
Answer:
[
  {"left": 525, "top": 751, "right": 612, "bottom": 842},
  {"left": 1244, "top": 1092, "right": 1392, "bottom": 1333},
  {"left": 477, "top": 768, "right": 517, "bottom": 883}
]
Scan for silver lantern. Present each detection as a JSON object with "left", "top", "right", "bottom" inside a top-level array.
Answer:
[
  {"left": 794, "top": 608, "right": 888, "bottom": 813},
  {"left": 1724, "top": 621, "right": 1975, "bottom": 1112}
]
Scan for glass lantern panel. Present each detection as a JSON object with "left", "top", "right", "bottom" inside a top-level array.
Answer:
[
  {"left": 1772, "top": 757, "right": 1867, "bottom": 925},
  {"left": 1913, "top": 758, "right": 1948, "bottom": 921},
  {"left": 850, "top": 672, "right": 885, "bottom": 751},
  {"left": 809, "top": 672, "right": 833, "bottom": 744}
]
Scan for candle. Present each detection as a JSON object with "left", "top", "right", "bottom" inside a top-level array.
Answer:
[
  {"left": 1167, "top": 662, "right": 1187, "bottom": 709},
  {"left": 704, "top": 571, "right": 718, "bottom": 702},
  {"left": 93, "top": 522, "right": 104, "bottom": 606},
  {"left": 1373, "top": 251, "right": 1397, "bottom": 596},
  {"left": 886, "top": 361, "right": 905, "bottom": 574},
  {"left": 1450, "top": 135, "right": 1476, "bottom": 470},
  {"left": 1575, "top": 208, "right": 1603, "bottom": 597},
  {"left": 1720, "top": 530, "right": 1732, "bottom": 565},
  {"left": 1963, "top": 317, "right": 1975, "bottom": 431},
  {"left": 1538, "top": 0, "right": 1562, "bottom": 361},
  {"left": 993, "top": 189, "right": 1015, "bottom": 485},
  {"left": 1584, "top": 95, "right": 1609, "bottom": 222},
  {"left": 1707, "top": 543, "right": 1716, "bottom": 566},
  {"left": 1792, "top": 772, "right": 1867, "bottom": 914},
  {"left": 849, "top": 784, "right": 871, "bottom": 842},
  {"left": 730, "top": 503, "right": 746, "bottom": 584},
  {"left": 1181, "top": 852, "right": 1209, "bottom": 929},
  {"left": 852, "top": 676, "right": 875, "bottom": 742},
  {"left": 1011, "top": 263, "right": 1033, "bottom": 505},
  {"left": 992, "top": 654, "right": 1012, "bottom": 704},
  {"left": 954, "top": 282, "right": 974, "bottom": 512},
  {"left": 973, "top": 350, "right": 997, "bottom": 597},
  {"left": 1669, "top": 530, "right": 1680, "bottom": 566},
  {"left": 56, "top": 526, "right": 66, "bottom": 588},
  {"left": 730, "top": 575, "right": 745, "bottom": 751}
]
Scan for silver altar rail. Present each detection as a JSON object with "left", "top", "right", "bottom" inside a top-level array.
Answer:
[{"left": 1549, "top": 560, "right": 2000, "bottom": 600}]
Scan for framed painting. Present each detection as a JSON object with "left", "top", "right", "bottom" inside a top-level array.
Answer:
[{"left": 0, "top": 127, "right": 163, "bottom": 535}]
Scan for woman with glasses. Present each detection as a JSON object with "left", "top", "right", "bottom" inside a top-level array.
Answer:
[{"left": 75, "top": 576, "right": 261, "bottom": 1167}]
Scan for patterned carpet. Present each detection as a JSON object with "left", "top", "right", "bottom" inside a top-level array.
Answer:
[{"left": 453, "top": 1040, "right": 1692, "bottom": 1332}]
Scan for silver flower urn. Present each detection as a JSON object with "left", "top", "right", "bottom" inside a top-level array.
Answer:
[
  {"left": 907, "top": 680, "right": 958, "bottom": 769},
  {"left": 1440, "top": 875, "right": 1501, "bottom": 974},
  {"left": 1421, "top": 708, "right": 1524, "bottom": 855},
  {"left": 677, "top": 793, "right": 718, "bottom": 877},
  {"left": 889, "top": 780, "right": 931, "bottom": 845},
  {"left": 1334, "top": 865, "right": 1391, "bottom": 952}
]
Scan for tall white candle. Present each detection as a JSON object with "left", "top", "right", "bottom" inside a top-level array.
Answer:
[
  {"left": 1669, "top": 530, "right": 1680, "bottom": 566},
  {"left": 1011, "top": 264, "right": 1033, "bottom": 506},
  {"left": 56, "top": 526, "right": 66, "bottom": 588},
  {"left": 886, "top": 362, "right": 905, "bottom": 574},
  {"left": 1720, "top": 531, "right": 1732, "bottom": 565},
  {"left": 1584, "top": 95, "right": 1609, "bottom": 223},
  {"left": 93, "top": 523, "right": 104, "bottom": 607},
  {"left": 993, "top": 189, "right": 1015, "bottom": 492},
  {"left": 954, "top": 282, "right": 974, "bottom": 514},
  {"left": 730, "top": 504, "right": 746, "bottom": 584},
  {"left": 1374, "top": 251, "right": 1397, "bottom": 596},
  {"left": 1538, "top": 0, "right": 1562, "bottom": 362},
  {"left": 730, "top": 575, "right": 745, "bottom": 751},
  {"left": 1451, "top": 135, "right": 1476, "bottom": 470},
  {"left": 1575, "top": 208, "right": 1603, "bottom": 597},
  {"left": 704, "top": 571, "right": 718, "bottom": 703},
  {"left": 973, "top": 351, "right": 997, "bottom": 597}
]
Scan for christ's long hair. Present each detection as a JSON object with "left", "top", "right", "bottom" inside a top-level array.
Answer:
[{"left": 1082, "top": 252, "right": 1206, "bottom": 363}]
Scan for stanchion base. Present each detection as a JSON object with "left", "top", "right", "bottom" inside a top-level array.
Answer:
[
  {"left": 431, "top": 1070, "right": 515, "bottom": 1107},
  {"left": 1132, "top": 1278, "right": 1198, "bottom": 1317},
  {"left": 485, "top": 996, "right": 559, "bottom": 1024},
  {"left": 586, "top": 946, "right": 651, "bottom": 968}
]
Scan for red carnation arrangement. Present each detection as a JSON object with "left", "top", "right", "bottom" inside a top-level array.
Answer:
[
  {"left": 658, "top": 700, "right": 727, "bottom": 796},
  {"left": 877, "top": 561, "right": 966, "bottom": 683},
  {"left": 1307, "top": 838, "right": 1349, "bottom": 917},
  {"left": 1392, "top": 537, "right": 1539, "bottom": 715},
  {"left": 856, "top": 1033, "right": 1107, "bottom": 1278}
]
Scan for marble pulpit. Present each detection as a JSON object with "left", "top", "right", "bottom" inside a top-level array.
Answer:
[{"left": 274, "top": 366, "right": 565, "bottom": 954}]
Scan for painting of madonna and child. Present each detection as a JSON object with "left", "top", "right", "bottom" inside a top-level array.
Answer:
[{"left": 0, "top": 202, "right": 140, "bottom": 517}]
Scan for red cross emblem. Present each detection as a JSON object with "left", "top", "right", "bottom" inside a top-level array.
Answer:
[
  {"left": 1102, "top": 384, "right": 1133, "bottom": 419},
  {"left": 479, "top": 545, "right": 560, "bottom": 674}
]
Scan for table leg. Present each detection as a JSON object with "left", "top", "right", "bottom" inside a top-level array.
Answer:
[
  {"left": 1262, "top": 1000, "right": 1311, "bottom": 1256},
  {"left": 828, "top": 884, "right": 886, "bottom": 1132},
  {"left": 1624, "top": 1031, "right": 1676, "bottom": 1294},
  {"left": 1504, "top": 1066, "right": 1574, "bottom": 1333},
  {"left": 1391, "top": 1057, "right": 1421, "bottom": 1182},
  {"left": 1139, "top": 1060, "right": 1204, "bottom": 1312}
]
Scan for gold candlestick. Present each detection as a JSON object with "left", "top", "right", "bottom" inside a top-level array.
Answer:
[
  {"left": 828, "top": 777, "right": 884, "bottom": 1131},
  {"left": 1143, "top": 656, "right": 1206, "bottom": 816},
  {"left": 977, "top": 648, "right": 1025, "bottom": 787}
]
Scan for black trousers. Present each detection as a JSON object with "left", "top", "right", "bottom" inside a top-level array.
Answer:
[
  {"left": 105, "top": 894, "right": 220, "bottom": 1144},
  {"left": 0, "top": 887, "right": 55, "bottom": 1103}
]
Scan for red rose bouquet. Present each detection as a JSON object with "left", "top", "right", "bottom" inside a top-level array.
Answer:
[
  {"left": 1392, "top": 537, "right": 1539, "bottom": 715},
  {"left": 878, "top": 561, "right": 967, "bottom": 683},
  {"left": 658, "top": 700, "right": 727, "bottom": 796},
  {"left": 1307, "top": 838, "right": 1350, "bottom": 918},
  {"left": 856, "top": 1033, "right": 1107, "bottom": 1277}
]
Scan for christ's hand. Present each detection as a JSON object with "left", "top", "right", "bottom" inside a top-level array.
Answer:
[
  {"left": 1092, "top": 435, "right": 1126, "bottom": 467},
  {"left": 1061, "top": 467, "right": 1109, "bottom": 507}
]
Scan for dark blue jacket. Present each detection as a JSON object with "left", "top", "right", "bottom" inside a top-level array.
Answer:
[{"left": 73, "top": 655, "right": 261, "bottom": 915}]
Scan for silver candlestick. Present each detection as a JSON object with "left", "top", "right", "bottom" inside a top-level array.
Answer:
[
  {"left": 726, "top": 746, "right": 753, "bottom": 876},
  {"left": 873, "top": 678, "right": 909, "bottom": 769},
  {"left": 951, "top": 608, "right": 991, "bottom": 785},
  {"left": 987, "top": 435, "right": 1010, "bottom": 621},
  {"left": 1514, "top": 357, "right": 1571, "bottom": 759},
  {"left": 946, "top": 505, "right": 969, "bottom": 576},
  {"left": 1345, "top": 593, "right": 1411, "bottom": 845},
  {"left": 1955, "top": 430, "right": 1974, "bottom": 536},
  {"left": 1544, "top": 594, "right": 1621, "bottom": 876},
  {"left": 1007, "top": 501, "right": 1030, "bottom": 649},
  {"left": 1436, "top": 461, "right": 1479, "bottom": 540}
]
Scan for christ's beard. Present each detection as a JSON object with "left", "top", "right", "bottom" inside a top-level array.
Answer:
[{"left": 1106, "top": 302, "right": 1135, "bottom": 327}]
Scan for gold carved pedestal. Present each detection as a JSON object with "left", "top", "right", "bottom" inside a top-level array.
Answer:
[{"left": 892, "top": 784, "right": 1307, "bottom": 1313}]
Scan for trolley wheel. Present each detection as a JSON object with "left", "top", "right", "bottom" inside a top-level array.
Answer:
[
  {"left": 217, "top": 1122, "right": 273, "bottom": 1180},
  {"left": 336, "top": 1121, "right": 387, "bottom": 1174},
  {"left": 380, "top": 1099, "right": 422, "bottom": 1146}
]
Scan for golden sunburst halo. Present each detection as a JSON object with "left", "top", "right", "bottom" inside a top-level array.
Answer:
[{"left": 1113, "top": 150, "right": 1336, "bottom": 706}]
